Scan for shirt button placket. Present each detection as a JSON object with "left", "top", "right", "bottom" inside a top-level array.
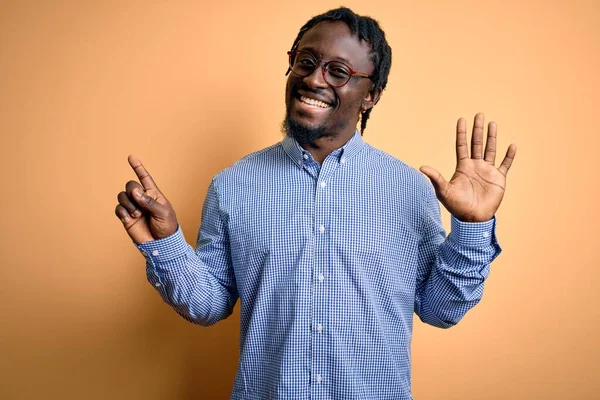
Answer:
[
  {"left": 314, "top": 174, "right": 328, "bottom": 394},
  {"left": 313, "top": 164, "right": 336, "bottom": 395}
]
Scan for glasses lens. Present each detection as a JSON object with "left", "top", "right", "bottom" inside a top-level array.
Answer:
[
  {"left": 325, "top": 62, "right": 351, "bottom": 87},
  {"left": 290, "top": 52, "right": 317, "bottom": 77},
  {"left": 288, "top": 51, "right": 353, "bottom": 87}
]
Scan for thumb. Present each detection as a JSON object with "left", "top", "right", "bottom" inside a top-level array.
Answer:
[
  {"left": 419, "top": 166, "right": 449, "bottom": 199},
  {"left": 133, "top": 187, "right": 165, "bottom": 215}
]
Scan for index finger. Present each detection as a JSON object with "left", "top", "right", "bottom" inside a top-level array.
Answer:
[{"left": 128, "top": 154, "right": 159, "bottom": 191}]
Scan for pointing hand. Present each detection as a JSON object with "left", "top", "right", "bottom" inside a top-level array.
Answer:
[{"left": 114, "top": 155, "right": 178, "bottom": 244}]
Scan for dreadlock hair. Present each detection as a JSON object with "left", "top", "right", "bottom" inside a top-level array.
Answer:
[{"left": 287, "top": 7, "right": 392, "bottom": 135}]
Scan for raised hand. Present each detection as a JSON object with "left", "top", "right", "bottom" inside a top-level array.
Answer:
[
  {"left": 114, "top": 155, "right": 178, "bottom": 244},
  {"left": 419, "top": 113, "right": 517, "bottom": 222}
]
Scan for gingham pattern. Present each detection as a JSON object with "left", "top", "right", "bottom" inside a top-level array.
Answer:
[{"left": 138, "top": 130, "right": 501, "bottom": 400}]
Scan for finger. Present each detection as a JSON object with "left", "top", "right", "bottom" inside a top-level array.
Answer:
[
  {"left": 456, "top": 118, "right": 468, "bottom": 162},
  {"left": 484, "top": 121, "right": 497, "bottom": 165},
  {"left": 117, "top": 191, "right": 142, "bottom": 218},
  {"left": 115, "top": 204, "right": 133, "bottom": 225},
  {"left": 471, "top": 112, "right": 485, "bottom": 160},
  {"left": 498, "top": 144, "right": 517, "bottom": 176},
  {"left": 125, "top": 180, "right": 145, "bottom": 206},
  {"left": 128, "top": 155, "right": 160, "bottom": 192},
  {"left": 419, "top": 166, "right": 449, "bottom": 199},
  {"left": 132, "top": 186, "right": 166, "bottom": 215},
  {"left": 125, "top": 180, "right": 167, "bottom": 216},
  {"left": 116, "top": 204, "right": 154, "bottom": 243}
]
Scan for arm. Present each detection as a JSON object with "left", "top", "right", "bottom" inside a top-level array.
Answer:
[
  {"left": 137, "top": 179, "right": 237, "bottom": 326},
  {"left": 414, "top": 186, "right": 501, "bottom": 328},
  {"left": 114, "top": 156, "right": 236, "bottom": 327},
  {"left": 416, "top": 113, "right": 516, "bottom": 328}
]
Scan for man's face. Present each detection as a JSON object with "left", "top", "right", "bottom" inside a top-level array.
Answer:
[{"left": 284, "top": 21, "right": 376, "bottom": 145}]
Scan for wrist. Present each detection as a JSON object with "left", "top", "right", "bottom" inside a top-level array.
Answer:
[{"left": 452, "top": 212, "right": 494, "bottom": 223}]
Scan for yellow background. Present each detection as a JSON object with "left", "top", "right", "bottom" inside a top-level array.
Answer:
[{"left": 1, "top": 1, "right": 598, "bottom": 399}]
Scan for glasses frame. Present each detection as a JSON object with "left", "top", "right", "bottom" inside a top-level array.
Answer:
[{"left": 287, "top": 50, "right": 372, "bottom": 88}]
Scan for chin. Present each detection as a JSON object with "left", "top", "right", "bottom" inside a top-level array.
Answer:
[
  {"left": 291, "top": 113, "right": 322, "bottom": 130},
  {"left": 283, "top": 113, "right": 326, "bottom": 146}
]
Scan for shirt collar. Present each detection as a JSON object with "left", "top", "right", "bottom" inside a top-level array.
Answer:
[{"left": 281, "top": 130, "right": 366, "bottom": 168}]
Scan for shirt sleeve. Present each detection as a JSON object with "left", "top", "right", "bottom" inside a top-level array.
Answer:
[
  {"left": 136, "top": 178, "right": 238, "bottom": 326},
  {"left": 414, "top": 184, "right": 501, "bottom": 328}
]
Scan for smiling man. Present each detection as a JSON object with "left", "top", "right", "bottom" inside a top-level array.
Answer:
[
  {"left": 115, "top": 7, "right": 516, "bottom": 400},
  {"left": 283, "top": 18, "right": 384, "bottom": 161}
]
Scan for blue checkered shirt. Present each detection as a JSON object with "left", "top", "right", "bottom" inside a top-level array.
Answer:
[{"left": 137, "top": 130, "right": 501, "bottom": 399}]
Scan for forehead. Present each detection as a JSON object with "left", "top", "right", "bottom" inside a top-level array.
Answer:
[{"left": 297, "top": 21, "right": 373, "bottom": 71}]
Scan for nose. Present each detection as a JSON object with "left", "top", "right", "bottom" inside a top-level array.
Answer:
[{"left": 302, "top": 63, "right": 329, "bottom": 89}]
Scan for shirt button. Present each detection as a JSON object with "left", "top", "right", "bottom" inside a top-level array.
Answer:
[
  {"left": 319, "top": 225, "right": 325, "bottom": 233},
  {"left": 320, "top": 181, "right": 326, "bottom": 188},
  {"left": 341, "top": 157, "right": 346, "bottom": 164},
  {"left": 303, "top": 154, "right": 309, "bottom": 159},
  {"left": 482, "top": 232, "right": 490, "bottom": 238},
  {"left": 317, "top": 323, "right": 323, "bottom": 333},
  {"left": 155, "top": 282, "right": 161, "bottom": 287},
  {"left": 316, "top": 374, "right": 322, "bottom": 383},
  {"left": 318, "top": 273, "right": 324, "bottom": 282},
  {"left": 152, "top": 250, "right": 160, "bottom": 256}
]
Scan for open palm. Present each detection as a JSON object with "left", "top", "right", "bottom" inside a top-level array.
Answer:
[{"left": 420, "top": 113, "right": 517, "bottom": 222}]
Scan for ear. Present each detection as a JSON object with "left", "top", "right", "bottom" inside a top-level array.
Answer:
[{"left": 362, "top": 87, "right": 383, "bottom": 112}]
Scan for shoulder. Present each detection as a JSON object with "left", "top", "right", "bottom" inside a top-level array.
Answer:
[
  {"left": 360, "top": 143, "right": 439, "bottom": 228},
  {"left": 361, "top": 143, "right": 432, "bottom": 192},
  {"left": 210, "top": 142, "right": 286, "bottom": 190}
]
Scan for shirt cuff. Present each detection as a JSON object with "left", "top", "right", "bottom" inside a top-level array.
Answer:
[
  {"left": 136, "top": 224, "right": 189, "bottom": 264},
  {"left": 448, "top": 216, "right": 496, "bottom": 247}
]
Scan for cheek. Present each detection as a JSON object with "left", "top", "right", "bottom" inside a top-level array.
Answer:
[
  {"left": 324, "top": 94, "right": 364, "bottom": 131},
  {"left": 284, "top": 79, "right": 293, "bottom": 111},
  {"left": 335, "top": 86, "right": 369, "bottom": 114},
  {"left": 285, "top": 77, "right": 300, "bottom": 106},
  {"left": 285, "top": 79, "right": 291, "bottom": 98},
  {"left": 336, "top": 95, "right": 363, "bottom": 117}
]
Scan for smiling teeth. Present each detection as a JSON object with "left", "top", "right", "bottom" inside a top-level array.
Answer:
[{"left": 300, "top": 96, "right": 329, "bottom": 108}]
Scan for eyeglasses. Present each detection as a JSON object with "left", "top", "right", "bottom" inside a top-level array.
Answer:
[{"left": 287, "top": 50, "right": 372, "bottom": 88}]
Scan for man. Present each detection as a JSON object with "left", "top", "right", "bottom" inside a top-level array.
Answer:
[{"left": 115, "top": 7, "right": 516, "bottom": 399}]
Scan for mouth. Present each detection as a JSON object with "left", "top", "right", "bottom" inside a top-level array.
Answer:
[
  {"left": 292, "top": 90, "right": 334, "bottom": 116},
  {"left": 298, "top": 95, "right": 331, "bottom": 109}
]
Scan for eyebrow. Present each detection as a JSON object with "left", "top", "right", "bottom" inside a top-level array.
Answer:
[{"left": 299, "top": 46, "right": 355, "bottom": 67}]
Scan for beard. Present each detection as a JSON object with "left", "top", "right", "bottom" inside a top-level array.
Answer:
[{"left": 281, "top": 113, "right": 326, "bottom": 146}]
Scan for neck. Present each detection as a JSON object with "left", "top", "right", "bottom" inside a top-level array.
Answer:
[{"left": 301, "top": 128, "right": 356, "bottom": 164}]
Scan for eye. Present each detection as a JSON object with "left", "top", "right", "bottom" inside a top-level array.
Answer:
[
  {"left": 327, "top": 63, "right": 351, "bottom": 78},
  {"left": 297, "top": 56, "right": 316, "bottom": 67}
]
